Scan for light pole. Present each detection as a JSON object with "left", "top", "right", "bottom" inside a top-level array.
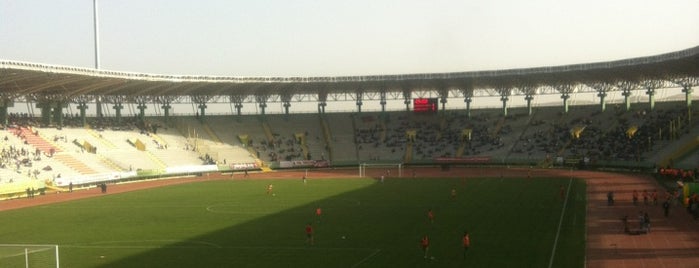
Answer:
[{"left": 93, "top": 0, "right": 100, "bottom": 69}]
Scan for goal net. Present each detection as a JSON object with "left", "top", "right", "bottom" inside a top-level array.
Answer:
[
  {"left": 0, "top": 244, "right": 59, "bottom": 268},
  {"left": 359, "top": 163, "right": 403, "bottom": 178}
]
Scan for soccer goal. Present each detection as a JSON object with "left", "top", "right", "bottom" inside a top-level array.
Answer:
[
  {"left": 359, "top": 163, "right": 403, "bottom": 178},
  {"left": 0, "top": 244, "right": 59, "bottom": 268}
]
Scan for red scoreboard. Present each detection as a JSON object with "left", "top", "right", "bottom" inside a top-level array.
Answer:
[{"left": 413, "top": 98, "right": 438, "bottom": 113}]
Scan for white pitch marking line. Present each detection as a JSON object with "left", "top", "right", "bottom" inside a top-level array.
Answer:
[
  {"left": 351, "top": 248, "right": 381, "bottom": 268},
  {"left": 548, "top": 177, "right": 572, "bottom": 268}
]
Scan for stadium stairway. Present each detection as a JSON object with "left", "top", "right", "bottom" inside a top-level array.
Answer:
[
  {"left": 10, "top": 127, "right": 62, "bottom": 155},
  {"left": 150, "top": 133, "right": 169, "bottom": 148},
  {"left": 44, "top": 184, "right": 66, "bottom": 193},
  {"left": 436, "top": 116, "right": 446, "bottom": 141},
  {"left": 260, "top": 165, "right": 273, "bottom": 172},
  {"left": 319, "top": 116, "right": 333, "bottom": 161},
  {"left": 201, "top": 122, "right": 222, "bottom": 144},
  {"left": 556, "top": 139, "right": 573, "bottom": 157},
  {"left": 98, "top": 154, "right": 127, "bottom": 171},
  {"left": 351, "top": 114, "right": 360, "bottom": 161},
  {"left": 53, "top": 153, "right": 98, "bottom": 174},
  {"left": 145, "top": 150, "right": 167, "bottom": 169},
  {"left": 262, "top": 121, "right": 275, "bottom": 143},
  {"left": 490, "top": 116, "right": 506, "bottom": 138},
  {"left": 504, "top": 113, "right": 535, "bottom": 160},
  {"left": 404, "top": 141, "right": 413, "bottom": 163},
  {"left": 456, "top": 142, "right": 466, "bottom": 157},
  {"left": 380, "top": 120, "right": 387, "bottom": 143},
  {"left": 655, "top": 127, "right": 699, "bottom": 167},
  {"left": 300, "top": 136, "right": 310, "bottom": 160},
  {"left": 86, "top": 128, "right": 117, "bottom": 149}
]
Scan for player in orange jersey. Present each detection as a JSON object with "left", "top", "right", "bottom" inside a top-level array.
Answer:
[
  {"left": 420, "top": 235, "right": 430, "bottom": 258},
  {"left": 315, "top": 207, "right": 322, "bottom": 222},
  {"left": 462, "top": 231, "right": 471, "bottom": 259}
]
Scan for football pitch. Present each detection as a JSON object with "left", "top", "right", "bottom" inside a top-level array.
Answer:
[{"left": 0, "top": 176, "right": 586, "bottom": 267}]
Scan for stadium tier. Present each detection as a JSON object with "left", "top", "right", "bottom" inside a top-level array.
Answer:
[{"left": 0, "top": 100, "right": 697, "bottom": 199}]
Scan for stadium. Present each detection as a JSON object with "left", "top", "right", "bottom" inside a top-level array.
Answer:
[
  {"left": 1, "top": 2, "right": 699, "bottom": 267},
  {"left": 0, "top": 45, "right": 698, "bottom": 267}
]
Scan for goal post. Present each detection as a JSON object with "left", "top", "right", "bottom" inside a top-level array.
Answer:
[
  {"left": 359, "top": 163, "right": 403, "bottom": 178},
  {"left": 0, "top": 244, "right": 59, "bottom": 268}
]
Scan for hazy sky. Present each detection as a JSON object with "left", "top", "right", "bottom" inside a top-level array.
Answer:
[{"left": 1, "top": 0, "right": 698, "bottom": 77}]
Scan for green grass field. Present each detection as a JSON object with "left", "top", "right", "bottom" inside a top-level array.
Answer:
[{"left": 0, "top": 177, "right": 586, "bottom": 267}]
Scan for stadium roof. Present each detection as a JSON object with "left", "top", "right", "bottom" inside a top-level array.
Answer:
[{"left": 1, "top": 45, "right": 698, "bottom": 102}]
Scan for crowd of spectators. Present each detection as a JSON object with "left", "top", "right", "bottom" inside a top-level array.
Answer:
[
  {"left": 353, "top": 112, "right": 515, "bottom": 161},
  {"left": 353, "top": 115, "right": 402, "bottom": 160},
  {"left": 564, "top": 108, "right": 690, "bottom": 164},
  {"left": 349, "top": 104, "right": 696, "bottom": 167},
  {"left": 510, "top": 106, "right": 695, "bottom": 168},
  {"left": 0, "top": 104, "right": 696, "bottom": 171},
  {"left": 250, "top": 134, "right": 305, "bottom": 162},
  {"left": 0, "top": 136, "right": 47, "bottom": 184}
]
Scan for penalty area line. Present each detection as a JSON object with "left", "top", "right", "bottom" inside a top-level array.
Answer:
[{"left": 351, "top": 248, "right": 381, "bottom": 268}]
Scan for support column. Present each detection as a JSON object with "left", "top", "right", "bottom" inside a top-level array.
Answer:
[
  {"left": 197, "top": 103, "right": 207, "bottom": 119},
  {"left": 643, "top": 80, "right": 663, "bottom": 112},
  {"left": 258, "top": 102, "right": 267, "bottom": 115},
  {"left": 437, "top": 87, "right": 449, "bottom": 114},
  {"left": 229, "top": 95, "right": 244, "bottom": 117},
  {"left": 255, "top": 95, "right": 268, "bottom": 116},
  {"left": 464, "top": 97, "right": 472, "bottom": 118},
  {"left": 402, "top": 90, "right": 411, "bottom": 112},
  {"left": 0, "top": 106, "right": 7, "bottom": 126},
  {"left": 318, "top": 102, "right": 327, "bottom": 114},
  {"left": 379, "top": 91, "right": 387, "bottom": 113},
  {"left": 37, "top": 102, "right": 52, "bottom": 126},
  {"left": 137, "top": 103, "right": 148, "bottom": 120},
  {"left": 500, "top": 96, "right": 508, "bottom": 116},
  {"left": 161, "top": 103, "right": 171, "bottom": 123},
  {"left": 683, "top": 85, "right": 693, "bottom": 130},
  {"left": 589, "top": 82, "right": 612, "bottom": 113},
  {"left": 561, "top": 93, "right": 570, "bottom": 114},
  {"left": 524, "top": 94, "right": 534, "bottom": 116},
  {"left": 283, "top": 101, "right": 291, "bottom": 115},
  {"left": 622, "top": 89, "right": 632, "bottom": 111},
  {"left": 96, "top": 98, "right": 103, "bottom": 117},
  {"left": 616, "top": 81, "right": 636, "bottom": 112},
  {"left": 318, "top": 91, "right": 328, "bottom": 115},
  {"left": 77, "top": 102, "right": 89, "bottom": 127},
  {"left": 683, "top": 85, "right": 693, "bottom": 108},
  {"left": 279, "top": 93, "right": 293, "bottom": 118},
  {"left": 646, "top": 88, "right": 656, "bottom": 111},
  {"left": 113, "top": 102, "right": 123, "bottom": 123},
  {"left": 191, "top": 95, "right": 211, "bottom": 121},
  {"left": 597, "top": 91, "right": 607, "bottom": 112},
  {"left": 356, "top": 92, "right": 364, "bottom": 113},
  {"left": 52, "top": 101, "right": 64, "bottom": 127},
  {"left": 0, "top": 98, "right": 14, "bottom": 126},
  {"left": 496, "top": 87, "right": 512, "bottom": 116}
]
